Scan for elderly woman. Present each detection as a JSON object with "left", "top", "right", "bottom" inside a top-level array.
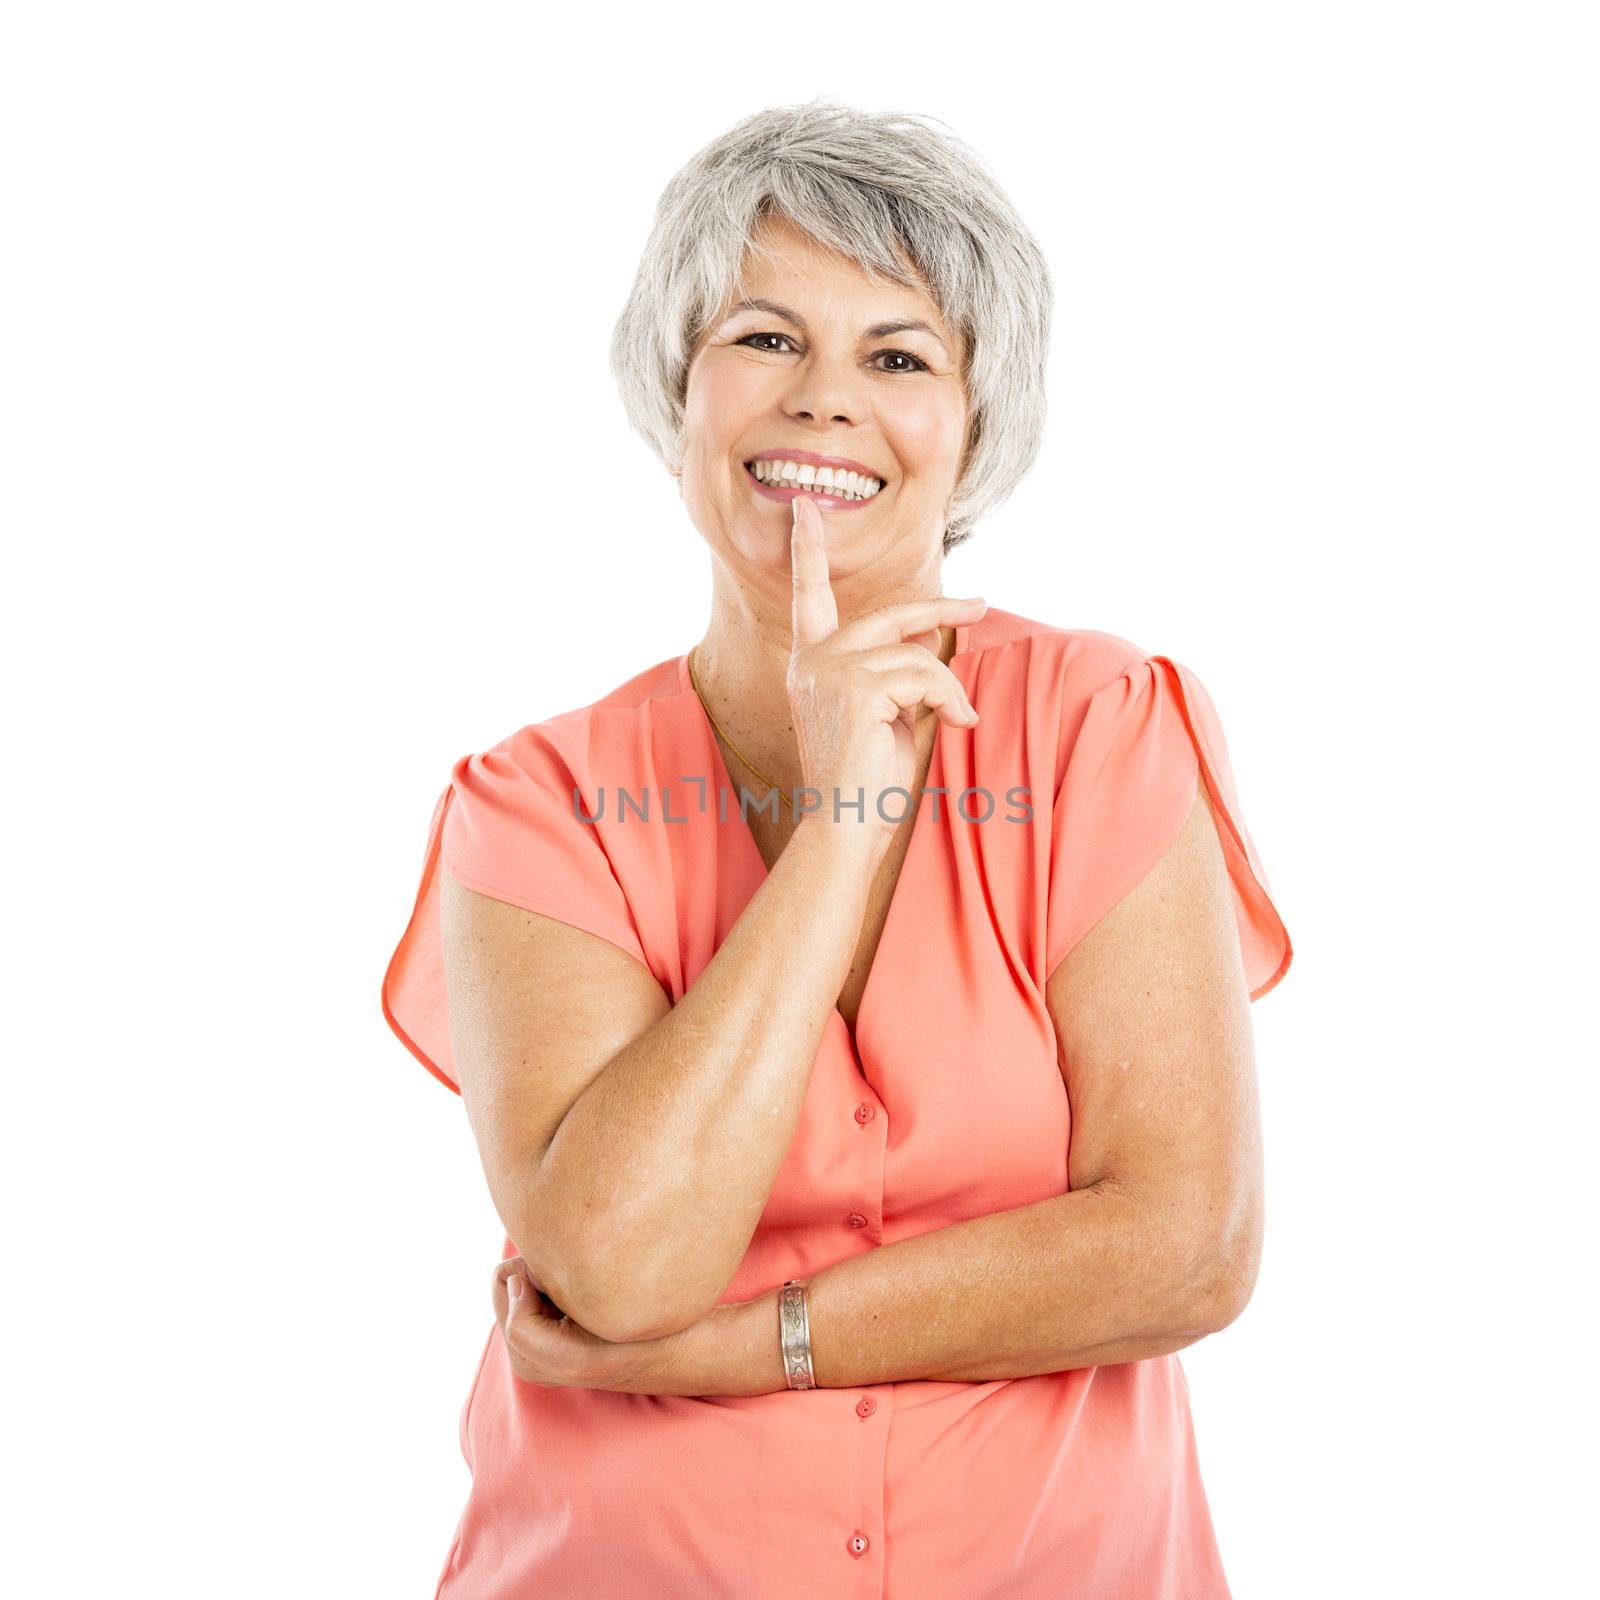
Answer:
[{"left": 383, "top": 98, "right": 1293, "bottom": 1599}]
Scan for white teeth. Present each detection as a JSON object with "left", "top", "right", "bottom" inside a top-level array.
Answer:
[{"left": 748, "top": 458, "right": 884, "bottom": 500}]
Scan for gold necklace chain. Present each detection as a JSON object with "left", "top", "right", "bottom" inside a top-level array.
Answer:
[
  {"left": 686, "top": 645, "right": 800, "bottom": 817},
  {"left": 686, "top": 629, "right": 953, "bottom": 823}
]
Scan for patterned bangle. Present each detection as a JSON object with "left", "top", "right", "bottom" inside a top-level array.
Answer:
[{"left": 779, "top": 1279, "right": 815, "bottom": 1390}]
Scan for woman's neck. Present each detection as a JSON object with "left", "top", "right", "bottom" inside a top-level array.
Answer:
[{"left": 691, "top": 603, "right": 954, "bottom": 803}]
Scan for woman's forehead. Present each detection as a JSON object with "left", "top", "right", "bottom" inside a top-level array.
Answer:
[
  {"left": 741, "top": 215, "right": 924, "bottom": 296},
  {"left": 724, "top": 237, "right": 952, "bottom": 348}
]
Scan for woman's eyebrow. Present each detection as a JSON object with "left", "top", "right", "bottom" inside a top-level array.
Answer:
[{"left": 723, "top": 297, "right": 950, "bottom": 358}]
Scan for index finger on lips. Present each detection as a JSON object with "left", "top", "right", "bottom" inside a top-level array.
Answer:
[{"left": 790, "top": 493, "right": 839, "bottom": 650}]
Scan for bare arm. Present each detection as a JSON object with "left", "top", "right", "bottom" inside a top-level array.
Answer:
[
  {"left": 626, "top": 782, "right": 1267, "bottom": 1394},
  {"left": 442, "top": 811, "right": 883, "bottom": 1344},
  {"left": 443, "top": 524, "right": 985, "bottom": 1345}
]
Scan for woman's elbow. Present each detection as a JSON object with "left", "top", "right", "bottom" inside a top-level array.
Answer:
[
  {"left": 577, "top": 1282, "right": 720, "bottom": 1345},
  {"left": 505, "top": 1221, "right": 646, "bottom": 1346},
  {"left": 517, "top": 1229, "right": 720, "bottom": 1345},
  {"left": 1185, "top": 1228, "right": 1263, "bottom": 1336}
]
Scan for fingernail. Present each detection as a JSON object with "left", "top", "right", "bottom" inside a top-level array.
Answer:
[{"left": 507, "top": 1275, "right": 522, "bottom": 1300}]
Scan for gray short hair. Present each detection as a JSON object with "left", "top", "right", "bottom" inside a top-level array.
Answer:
[{"left": 609, "top": 97, "right": 1053, "bottom": 554}]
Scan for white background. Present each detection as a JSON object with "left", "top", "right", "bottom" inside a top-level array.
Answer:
[{"left": 6, "top": 3, "right": 1595, "bottom": 1595}]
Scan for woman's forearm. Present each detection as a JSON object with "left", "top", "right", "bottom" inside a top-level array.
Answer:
[
  {"left": 666, "top": 1181, "right": 1236, "bottom": 1396},
  {"left": 532, "top": 816, "right": 884, "bottom": 1344}
]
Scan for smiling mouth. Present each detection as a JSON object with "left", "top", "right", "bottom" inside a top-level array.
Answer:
[{"left": 742, "top": 459, "right": 888, "bottom": 503}]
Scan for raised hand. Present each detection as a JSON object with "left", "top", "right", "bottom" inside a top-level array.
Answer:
[{"left": 786, "top": 491, "right": 986, "bottom": 849}]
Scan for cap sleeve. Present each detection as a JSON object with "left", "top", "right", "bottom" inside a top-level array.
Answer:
[
  {"left": 1045, "top": 654, "right": 1292, "bottom": 1001},
  {"left": 380, "top": 743, "right": 652, "bottom": 1095}
]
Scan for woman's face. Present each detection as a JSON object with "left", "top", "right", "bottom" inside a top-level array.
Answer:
[{"left": 681, "top": 212, "right": 969, "bottom": 587}]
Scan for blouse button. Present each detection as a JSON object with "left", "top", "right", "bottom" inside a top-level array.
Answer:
[
  {"left": 856, "top": 1397, "right": 877, "bottom": 1418},
  {"left": 848, "top": 1532, "right": 870, "bottom": 1558},
  {"left": 854, "top": 1101, "right": 875, "bottom": 1124},
  {"left": 846, "top": 1212, "right": 868, "bottom": 1228}
]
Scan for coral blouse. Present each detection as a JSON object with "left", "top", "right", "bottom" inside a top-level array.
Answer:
[{"left": 381, "top": 605, "right": 1293, "bottom": 1600}]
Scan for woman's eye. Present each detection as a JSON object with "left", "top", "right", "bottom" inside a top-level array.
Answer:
[
  {"left": 737, "top": 332, "right": 798, "bottom": 353},
  {"left": 873, "top": 349, "right": 929, "bottom": 373},
  {"left": 735, "top": 332, "right": 928, "bottom": 372}
]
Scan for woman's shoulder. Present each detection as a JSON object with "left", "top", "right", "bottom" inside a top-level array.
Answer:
[
  {"left": 968, "top": 606, "right": 1157, "bottom": 697},
  {"left": 463, "top": 651, "right": 689, "bottom": 777}
]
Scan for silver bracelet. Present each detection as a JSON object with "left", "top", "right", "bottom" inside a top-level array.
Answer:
[{"left": 779, "top": 1279, "right": 815, "bottom": 1390}]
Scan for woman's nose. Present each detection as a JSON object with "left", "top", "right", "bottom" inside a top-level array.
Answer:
[{"left": 782, "top": 353, "right": 867, "bottom": 427}]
